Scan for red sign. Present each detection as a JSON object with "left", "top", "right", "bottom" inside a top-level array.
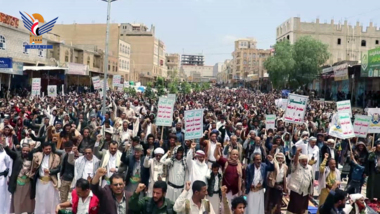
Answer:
[{"left": 0, "top": 12, "right": 19, "bottom": 28}]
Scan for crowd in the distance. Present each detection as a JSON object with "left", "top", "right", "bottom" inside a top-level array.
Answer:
[{"left": 0, "top": 87, "right": 378, "bottom": 214}]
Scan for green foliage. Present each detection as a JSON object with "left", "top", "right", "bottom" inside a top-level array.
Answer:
[
  {"left": 200, "top": 82, "right": 211, "bottom": 91},
  {"left": 180, "top": 81, "right": 192, "bottom": 94},
  {"left": 192, "top": 83, "right": 201, "bottom": 93},
  {"left": 156, "top": 77, "right": 166, "bottom": 96},
  {"left": 124, "top": 87, "right": 136, "bottom": 96},
  {"left": 168, "top": 81, "right": 178, "bottom": 94},
  {"left": 145, "top": 82, "right": 155, "bottom": 98},
  {"left": 264, "top": 36, "right": 330, "bottom": 89}
]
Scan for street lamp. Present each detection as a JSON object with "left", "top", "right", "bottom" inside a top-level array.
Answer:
[{"left": 101, "top": 0, "right": 117, "bottom": 115}]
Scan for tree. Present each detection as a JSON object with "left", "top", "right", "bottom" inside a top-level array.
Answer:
[
  {"left": 264, "top": 36, "right": 330, "bottom": 89},
  {"left": 193, "top": 83, "right": 201, "bottom": 93},
  {"left": 168, "top": 81, "right": 178, "bottom": 94},
  {"left": 180, "top": 81, "right": 191, "bottom": 94},
  {"left": 156, "top": 77, "right": 166, "bottom": 96},
  {"left": 145, "top": 82, "right": 155, "bottom": 98},
  {"left": 200, "top": 82, "right": 211, "bottom": 91},
  {"left": 124, "top": 87, "right": 136, "bottom": 96}
]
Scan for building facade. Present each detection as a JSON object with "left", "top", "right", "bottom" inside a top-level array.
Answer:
[
  {"left": 276, "top": 17, "right": 380, "bottom": 65},
  {"left": 166, "top": 53, "right": 180, "bottom": 80},
  {"left": 232, "top": 38, "right": 271, "bottom": 80},
  {"left": 52, "top": 22, "right": 166, "bottom": 84},
  {"left": 181, "top": 54, "right": 204, "bottom": 66},
  {"left": 181, "top": 65, "right": 213, "bottom": 81},
  {"left": 213, "top": 62, "right": 223, "bottom": 77}
]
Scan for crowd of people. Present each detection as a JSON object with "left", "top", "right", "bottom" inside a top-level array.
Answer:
[{"left": 0, "top": 87, "right": 378, "bottom": 214}]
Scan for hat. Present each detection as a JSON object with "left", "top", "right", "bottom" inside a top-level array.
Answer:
[
  {"left": 301, "top": 131, "right": 309, "bottom": 136},
  {"left": 236, "top": 122, "right": 242, "bottom": 126},
  {"left": 309, "top": 137, "right": 317, "bottom": 141},
  {"left": 327, "top": 139, "right": 335, "bottom": 144},
  {"left": 154, "top": 148, "right": 165, "bottom": 155},
  {"left": 134, "top": 145, "right": 143, "bottom": 151},
  {"left": 276, "top": 152, "right": 285, "bottom": 158},
  {"left": 299, "top": 154, "right": 308, "bottom": 160},
  {"left": 105, "top": 129, "right": 114, "bottom": 135},
  {"left": 195, "top": 150, "right": 205, "bottom": 157}
]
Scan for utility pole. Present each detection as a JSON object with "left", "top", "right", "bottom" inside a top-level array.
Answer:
[{"left": 101, "top": 0, "right": 116, "bottom": 115}]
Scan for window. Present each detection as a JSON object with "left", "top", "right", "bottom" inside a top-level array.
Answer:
[
  {"left": 337, "top": 38, "right": 341, "bottom": 45},
  {"left": 287, "top": 35, "right": 290, "bottom": 40},
  {"left": 0, "top": 35, "right": 5, "bottom": 50},
  {"left": 23, "top": 42, "right": 29, "bottom": 54},
  {"left": 65, "top": 51, "right": 69, "bottom": 62},
  {"left": 376, "top": 40, "right": 379, "bottom": 45},
  {"left": 38, "top": 49, "right": 43, "bottom": 57},
  {"left": 361, "top": 40, "right": 366, "bottom": 47},
  {"left": 87, "top": 56, "right": 90, "bottom": 65}
]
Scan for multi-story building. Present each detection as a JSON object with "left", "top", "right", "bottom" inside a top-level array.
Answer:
[
  {"left": 181, "top": 54, "right": 204, "bottom": 66},
  {"left": 213, "top": 62, "right": 223, "bottom": 77},
  {"left": 52, "top": 22, "right": 166, "bottom": 84},
  {"left": 181, "top": 65, "right": 213, "bottom": 81},
  {"left": 166, "top": 53, "right": 180, "bottom": 80},
  {"left": 276, "top": 17, "right": 380, "bottom": 65},
  {"left": 232, "top": 38, "right": 271, "bottom": 80}
]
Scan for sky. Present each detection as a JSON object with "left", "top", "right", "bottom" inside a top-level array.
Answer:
[{"left": 3, "top": 0, "right": 380, "bottom": 65}]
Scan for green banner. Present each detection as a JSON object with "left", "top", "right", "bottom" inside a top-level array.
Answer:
[{"left": 361, "top": 47, "right": 380, "bottom": 77}]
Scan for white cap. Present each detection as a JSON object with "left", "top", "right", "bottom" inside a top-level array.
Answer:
[{"left": 154, "top": 148, "right": 165, "bottom": 155}]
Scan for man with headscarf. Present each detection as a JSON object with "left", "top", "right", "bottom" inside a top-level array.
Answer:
[
  {"left": 318, "top": 152, "right": 341, "bottom": 206},
  {"left": 4, "top": 142, "right": 35, "bottom": 214},
  {"left": 0, "top": 137, "right": 12, "bottom": 214},
  {"left": 320, "top": 139, "right": 338, "bottom": 162},
  {"left": 144, "top": 147, "right": 167, "bottom": 197},
  {"left": 265, "top": 152, "right": 287, "bottom": 214},
  {"left": 296, "top": 136, "right": 320, "bottom": 180},
  {"left": 160, "top": 145, "right": 187, "bottom": 202},
  {"left": 286, "top": 148, "right": 314, "bottom": 214},
  {"left": 186, "top": 142, "right": 210, "bottom": 197}
]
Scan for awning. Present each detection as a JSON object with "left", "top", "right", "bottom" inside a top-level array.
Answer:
[{"left": 23, "top": 66, "right": 68, "bottom": 71}]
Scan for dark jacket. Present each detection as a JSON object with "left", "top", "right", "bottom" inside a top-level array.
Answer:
[
  {"left": 319, "top": 190, "right": 341, "bottom": 214},
  {"left": 320, "top": 145, "right": 339, "bottom": 164},
  {"left": 207, "top": 172, "right": 222, "bottom": 197},
  {"left": 4, "top": 146, "right": 26, "bottom": 194},
  {"left": 91, "top": 183, "right": 128, "bottom": 214},
  {"left": 245, "top": 160, "right": 274, "bottom": 194},
  {"left": 120, "top": 152, "right": 149, "bottom": 187}
]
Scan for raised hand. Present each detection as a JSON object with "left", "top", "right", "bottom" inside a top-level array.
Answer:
[
  {"left": 135, "top": 183, "right": 146, "bottom": 193},
  {"left": 185, "top": 181, "right": 191, "bottom": 191}
]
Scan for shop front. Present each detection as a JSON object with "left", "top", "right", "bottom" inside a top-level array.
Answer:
[{"left": 65, "top": 63, "right": 90, "bottom": 93}]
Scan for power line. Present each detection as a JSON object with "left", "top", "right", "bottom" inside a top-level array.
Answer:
[{"left": 346, "top": 7, "right": 380, "bottom": 19}]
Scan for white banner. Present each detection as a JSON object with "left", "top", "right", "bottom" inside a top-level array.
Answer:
[
  {"left": 275, "top": 99, "right": 288, "bottom": 110},
  {"left": 31, "top": 78, "right": 41, "bottom": 96},
  {"left": 353, "top": 115, "right": 371, "bottom": 138},
  {"left": 92, "top": 76, "right": 101, "bottom": 90},
  {"left": 337, "top": 100, "right": 352, "bottom": 117},
  {"left": 185, "top": 109, "right": 204, "bottom": 140},
  {"left": 47, "top": 85, "right": 57, "bottom": 97},
  {"left": 265, "top": 114, "right": 276, "bottom": 130},
  {"left": 156, "top": 97, "right": 175, "bottom": 126},
  {"left": 113, "top": 75, "right": 121, "bottom": 88},
  {"left": 368, "top": 108, "right": 380, "bottom": 133},
  {"left": 284, "top": 94, "right": 308, "bottom": 124},
  {"left": 124, "top": 81, "right": 130, "bottom": 88},
  {"left": 329, "top": 113, "right": 355, "bottom": 139}
]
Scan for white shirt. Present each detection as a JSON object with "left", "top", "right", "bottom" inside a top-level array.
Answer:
[
  {"left": 82, "top": 159, "right": 94, "bottom": 179},
  {"left": 213, "top": 174, "right": 219, "bottom": 191},
  {"left": 208, "top": 142, "right": 217, "bottom": 162},
  {"left": 253, "top": 166, "right": 262, "bottom": 186},
  {"left": 276, "top": 165, "right": 284, "bottom": 183},
  {"left": 71, "top": 191, "right": 93, "bottom": 214},
  {"left": 39, "top": 154, "right": 50, "bottom": 177},
  {"left": 146, "top": 124, "right": 152, "bottom": 140},
  {"left": 107, "top": 154, "right": 117, "bottom": 177},
  {"left": 173, "top": 190, "right": 216, "bottom": 214}
]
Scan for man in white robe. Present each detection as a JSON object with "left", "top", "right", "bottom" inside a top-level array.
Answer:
[
  {"left": 0, "top": 142, "right": 12, "bottom": 214},
  {"left": 296, "top": 136, "right": 320, "bottom": 180},
  {"left": 186, "top": 142, "right": 210, "bottom": 198},
  {"left": 30, "top": 143, "right": 61, "bottom": 214},
  {"left": 143, "top": 147, "right": 166, "bottom": 197},
  {"left": 160, "top": 145, "right": 186, "bottom": 201}
]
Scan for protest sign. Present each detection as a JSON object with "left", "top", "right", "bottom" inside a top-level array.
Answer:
[
  {"left": 284, "top": 94, "right": 308, "bottom": 124},
  {"left": 156, "top": 97, "right": 175, "bottom": 126},
  {"left": 329, "top": 113, "right": 355, "bottom": 139},
  {"left": 265, "top": 114, "right": 276, "bottom": 130},
  {"left": 353, "top": 115, "right": 371, "bottom": 138},
  {"left": 185, "top": 109, "right": 204, "bottom": 140}
]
